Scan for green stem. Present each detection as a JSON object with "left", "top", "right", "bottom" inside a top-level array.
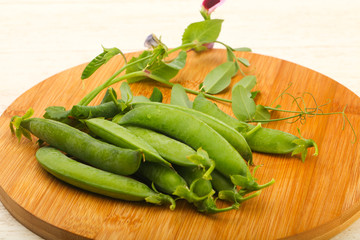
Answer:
[
  {"left": 265, "top": 106, "right": 344, "bottom": 116},
  {"left": 147, "top": 73, "right": 232, "bottom": 103},
  {"left": 254, "top": 179, "right": 275, "bottom": 190},
  {"left": 77, "top": 55, "right": 153, "bottom": 106},
  {"left": 78, "top": 71, "right": 146, "bottom": 106},
  {"left": 250, "top": 114, "right": 302, "bottom": 123},
  {"left": 245, "top": 123, "right": 262, "bottom": 138},
  {"left": 168, "top": 43, "right": 197, "bottom": 54},
  {"left": 202, "top": 160, "right": 216, "bottom": 180}
]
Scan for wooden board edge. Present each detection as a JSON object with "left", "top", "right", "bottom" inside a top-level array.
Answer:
[
  {"left": 280, "top": 202, "right": 360, "bottom": 239},
  {"left": 0, "top": 185, "right": 90, "bottom": 240}
]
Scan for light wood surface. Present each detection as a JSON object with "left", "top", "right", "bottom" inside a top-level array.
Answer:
[
  {"left": 1, "top": 0, "right": 360, "bottom": 239},
  {"left": 0, "top": 50, "right": 359, "bottom": 239}
]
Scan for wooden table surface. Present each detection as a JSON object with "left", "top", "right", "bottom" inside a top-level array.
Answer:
[{"left": 1, "top": 0, "right": 359, "bottom": 239}]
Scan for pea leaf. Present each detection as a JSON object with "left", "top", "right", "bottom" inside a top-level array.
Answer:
[
  {"left": 43, "top": 106, "right": 70, "bottom": 120},
  {"left": 233, "top": 75, "right": 257, "bottom": 91},
  {"left": 150, "top": 87, "right": 163, "bottom": 102},
  {"left": 120, "top": 82, "right": 133, "bottom": 103},
  {"left": 237, "top": 57, "right": 250, "bottom": 67},
  {"left": 182, "top": 19, "right": 223, "bottom": 51},
  {"left": 202, "top": 61, "right": 235, "bottom": 94},
  {"left": 149, "top": 51, "right": 187, "bottom": 81},
  {"left": 224, "top": 45, "right": 244, "bottom": 76},
  {"left": 81, "top": 47, "right": 122, "bottom": 80},
  {"left": 198, "top": 82, "right": 205, "bottom": 92},
  {"left": 126, "top": 51, "right": 152, "bottom": 83},
  {"left": 101, "top": 87, "right": 117, "bottom": 104},
  {"left": 132, "top": 96, "right": 151, "bottom": 103},
  {"left": 170, "top": 84, "right": 193, "bottom": 108},
  {"left": 253, "top": 105, "right": 271, "bottom": 123},
  {"left": 251, "top": 90, "right": 260, "bottom": 99},
  {"left": 226, "top": 46, "right": 236, "bottom": 62},
  {"left": 166, "top": 51, "right": 187, "bottom": 70},
  {"left": 231, "top": 85, "right": 256, "bottom": 121},
  {"left": 233, "top": 47, "right": 252, "bottom": 52}
]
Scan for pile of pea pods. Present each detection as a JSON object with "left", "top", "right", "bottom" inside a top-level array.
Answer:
[{"left": 11, "top": 86, "right": 318, "bottom": 214}]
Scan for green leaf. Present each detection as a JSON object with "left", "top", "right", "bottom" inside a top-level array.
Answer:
[
  {"left": 13, "top": 117, "right": 22, "bottom": 129},
  {"left": 22, "top": 108, "right": 34, "bottom": 119},
  {"left": 237, "top": 57, "right": 250, "bottom": 67},
  {"left": 101, "top": 87, "right": 117, "bottom": 104},
  {"left": 253, "top": 105, "right": 271, "bottom": 123},
  {"left": 233, "top": 75, "right": 257, "bottom": 91},
  {"left": 182, "top": 19, "right": 223, "bottom": 51},
  {"left": 231, "top": 85, "right": 256, "bottom": 121},
  {"left": 251, "top": 91, "right": 260, "bottom": 99},
  {"left": 202, "top": 61, "right": 235, "bottom": 94},
  {"left": 15, "top": 128, "right": 22, "bottom": 142},
  {"left": 150, "top": 87, "right": 163, "bottom": 102},
  {"left": 223, "top": 45, "right": 243, "bottom": 76},
  {"left": 81, "top": 47, "right": 121, "bottom": 80},
  {"left": 120, "top": 82, "right": 133, "bottom": 103},
  {"left": 226, "top": 46, "right": 236, "bottom": 62},
  {"left": 132, "top": 95, "right": 151, "bottom": 103},
  {"left": 43, "top": 106, "right": 70, "bottom": 120},
  {"left": 170, "top": 84, "right": 193, "bottom": 108},
  {"left": 233, "top": 47, "right": 252, "bottom": 52},
  {"left": 126, "top": 51, "right": 152, "bottom": 83},
  {"left": 166, "top": 51, "right": 187, "bottom": 70},
  {"left": 198, "top": 82, "right": 205, "bottom": 92},
  {"left": 21, "top": 128, "right": 32, "bottom": 141},
  {"left": 149, "top": 51, "right": 187, "bottom": 81}
]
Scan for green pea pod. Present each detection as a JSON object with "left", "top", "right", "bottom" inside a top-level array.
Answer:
[
  {"left": 132, "top": 102, "right": 253, "bottom": 164},
  {"left": 69, "top": 102, "right": 121, "bottom": 119},
  {"left": 192, "top": 94, "right": 318, "bottom": 161},
  {"left": 21, "top": 118, "right": 141, "bottom": 176},
  {"left": 124, "top": 126, "right": 197, "bottom": 167},
  {"left": 119, "top": 105, "right": 273, "bottom": 191},
  {"left": 65, "top": 100, "right": 253, "bottom": 163},
  {"left": 36, "top": 147, "right": 175, "bottom": 209},
  {"left": 136, "top": 162, "right": 204, "bottom": 203},
  {"left": 120, "top": 105, "right": 247, "bottom": 176},
  {"left": 84, "top": 118, "right": 171, "bottom": 167}
]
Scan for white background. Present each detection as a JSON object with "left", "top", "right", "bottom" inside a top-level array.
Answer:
[{"left": 1, "top": 0, "right": 359, "bottom": 239}]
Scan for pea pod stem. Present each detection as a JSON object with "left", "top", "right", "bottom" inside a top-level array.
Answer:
[
  {"left": 244, "top": 123, "right": 262, "bottom": 138},
  {"left": 218, "top": 189, "right": 262, "bottom": 203},
  {"left": 175, "top": 166, "right": 238, "bottom": 213},
  {"left": 137, "top": 162, "right": 206, "bottom": 203}
]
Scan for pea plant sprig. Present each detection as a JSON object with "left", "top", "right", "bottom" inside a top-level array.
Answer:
[
  {"left": 77, "top": 1, "right": 249, "bottom": 105},
  {"left": 230, "top": 78, "right": 357, "bottom": 143},
  {"left": 42, "top": 0, "right": 356, "bottom": 143}
]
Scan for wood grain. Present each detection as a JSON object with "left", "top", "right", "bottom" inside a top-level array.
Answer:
[{"left": 0, "top": 49, "right": 359, "bottom": 240}]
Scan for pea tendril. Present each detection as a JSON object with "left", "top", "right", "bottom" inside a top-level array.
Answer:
[{"left": 251, "top": 88, "right": 357, "bottom": 143}]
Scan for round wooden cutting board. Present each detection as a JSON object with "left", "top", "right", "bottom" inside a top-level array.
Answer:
[{"left": 0, "top": 49, "right": 359, "bottom": 240}]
